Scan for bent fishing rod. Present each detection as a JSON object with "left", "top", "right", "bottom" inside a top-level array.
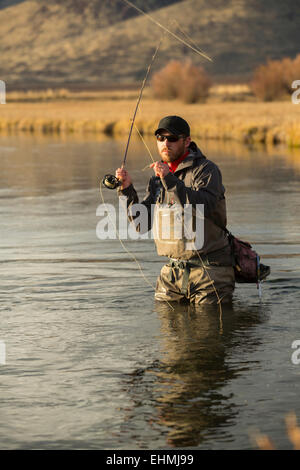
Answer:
[{"left": 102, "top": 36, "right": 163, "bottom": 190}]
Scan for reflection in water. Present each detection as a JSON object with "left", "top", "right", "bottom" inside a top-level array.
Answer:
[
  {"left": 1, "top": 134, "right": 300, "bottom": 199},
  {"left": 120, "top": 302, "right": 270, "bottom": 448},
  {"left": 0, "top": 133, "right": 128, "bottom": 197},
  {"left": 199, "top": 139, "right": 300, "bottom": 173}
]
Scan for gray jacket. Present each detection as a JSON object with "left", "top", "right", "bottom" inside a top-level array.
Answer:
[{"left": 119, "top": 142, "right": 232, "bottom": 264}]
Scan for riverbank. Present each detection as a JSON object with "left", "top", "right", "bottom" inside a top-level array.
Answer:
[{"left": 1, "top": 91, "right": 299, "bottom": 147}]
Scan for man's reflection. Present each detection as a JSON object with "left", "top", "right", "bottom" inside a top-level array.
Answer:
[{"left": 120, "top": 301, "right": 269, "bottom": 448}]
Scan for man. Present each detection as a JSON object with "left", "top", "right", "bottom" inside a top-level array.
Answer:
[{"left": 116, "top": 115, "right": 235, "bottom": 305}]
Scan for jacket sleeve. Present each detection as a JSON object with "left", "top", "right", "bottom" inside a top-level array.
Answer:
[
  {"left": 160, "top": 161, "right": 224, "bottom": 216},
  {"left": 117, "top": 180, "right": 155, "bottom": 233}
]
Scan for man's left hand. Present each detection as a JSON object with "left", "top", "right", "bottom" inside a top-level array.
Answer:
[{"left": 150, "top": 161, "right": 170, "bottom": 178}]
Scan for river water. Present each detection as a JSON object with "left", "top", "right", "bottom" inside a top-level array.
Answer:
[{"left": 0, "top": 133, "right": 300, "bottom": 450}]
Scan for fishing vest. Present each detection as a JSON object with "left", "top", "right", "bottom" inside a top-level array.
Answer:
[{"left": 152, "top": 154, "right": 229, "bottom": 261}]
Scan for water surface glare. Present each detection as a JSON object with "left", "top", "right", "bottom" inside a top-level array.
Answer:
[{"left": 0, "top": 134, "right": 300, "bottom": 449}]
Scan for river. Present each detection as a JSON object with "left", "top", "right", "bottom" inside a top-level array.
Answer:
[{"left": 0, "top": 132, "right": 300, "bottom": 449}]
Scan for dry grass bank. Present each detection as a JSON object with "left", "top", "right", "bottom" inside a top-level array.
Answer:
[{"left": 1, "top": 91, "right": 300, "bottom": 147}]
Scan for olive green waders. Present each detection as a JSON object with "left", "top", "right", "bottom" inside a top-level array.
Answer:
[{"left": 155, "top": 258, "right": 235, "bottom": 305}]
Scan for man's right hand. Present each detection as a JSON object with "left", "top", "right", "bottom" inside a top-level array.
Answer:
[{"left": 115, "top": 167, "right": 132, "bottom": 190}]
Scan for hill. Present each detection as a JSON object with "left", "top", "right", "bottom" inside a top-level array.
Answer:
[{"left": 0, "top": 0, "right": 299, "bottom": 89}]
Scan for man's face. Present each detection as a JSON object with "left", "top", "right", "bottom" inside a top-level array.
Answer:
[{"left": 156, "top": 131, "right": 191, "bottom": 163}]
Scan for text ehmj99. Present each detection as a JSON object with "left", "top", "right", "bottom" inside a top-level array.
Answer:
[{"left": 106, "top": 453, "right": 194, "bottom": 467}]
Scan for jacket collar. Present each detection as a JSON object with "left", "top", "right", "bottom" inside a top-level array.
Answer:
[{"left": 173, "top": 142, "right": 206, "bottom": 173}]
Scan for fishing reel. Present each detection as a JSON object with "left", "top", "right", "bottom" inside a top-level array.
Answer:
[{"left": 102, "top": 174, "right": 121, "bottom": 190}]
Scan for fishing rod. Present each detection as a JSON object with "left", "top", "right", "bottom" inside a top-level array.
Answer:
[
  {"left": 120, "top": 0, "right": 213, "bottom": 62},
  {"left": 102, "top": 35, "right": 164, "bottom": 190}
]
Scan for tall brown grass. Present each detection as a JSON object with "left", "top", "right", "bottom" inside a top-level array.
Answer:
[
  {"left": 151, "top": 60, "right": 212, "bottom": 104},
  {"left": 1, "top": 94, "right": 299, "bottom": 147},
  {"left": 251, "top": 54, "right": 300, "bottom": 101}
]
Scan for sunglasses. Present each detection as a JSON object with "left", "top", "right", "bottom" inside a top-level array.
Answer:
[{"left": 156, "top": 134, "right": 184, "bottom": 143}]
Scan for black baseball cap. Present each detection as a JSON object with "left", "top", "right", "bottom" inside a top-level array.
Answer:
[{"left": 154, "top": 115, "right": 190, "bottom": 137}]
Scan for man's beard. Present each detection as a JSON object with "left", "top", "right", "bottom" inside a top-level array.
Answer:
[{"left": 160, "top": 142, "right": 186, "bottom": 162}]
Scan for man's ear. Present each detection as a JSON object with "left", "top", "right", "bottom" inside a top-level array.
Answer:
[{"left": 185, "top": 136, "right": 191, "bottom": 149}]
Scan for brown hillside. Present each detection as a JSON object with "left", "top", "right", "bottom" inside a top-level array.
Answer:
[{"left": 0, "top": 0, "right": 299, "bottom": 88}]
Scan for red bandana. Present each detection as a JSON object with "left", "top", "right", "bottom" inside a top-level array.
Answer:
[{"left": 168, "top": 150, "right": 189, "bottom": 173}]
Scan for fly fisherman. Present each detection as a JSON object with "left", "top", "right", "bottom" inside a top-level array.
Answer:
[{"left": 115, "top": 116, "right": 235, "bottom": 305}]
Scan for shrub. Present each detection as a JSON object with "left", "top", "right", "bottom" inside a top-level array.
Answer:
[
  {"left": 151, "top": 60, "right": 212, "bottom": 103},
  {"left": 292, "top": 54, "right": 300, "bottom": 80},
  {"left": 251, "top": 55, "right": 300, "bottom": 101},
  {"left": 151, "top": 60, "right": 182, "bottom": 100}
]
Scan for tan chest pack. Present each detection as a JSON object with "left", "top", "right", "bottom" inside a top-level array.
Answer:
[{"left": 153, "top": 196, "right": 204, "bottom": 260}]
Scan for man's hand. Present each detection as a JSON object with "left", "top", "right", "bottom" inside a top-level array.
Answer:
[
  {"left": 150, "top": 161, "right": 170, "bottom": 178},
  {"left": 115, "top": 167, "right": 132, "bottom": 190}
]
